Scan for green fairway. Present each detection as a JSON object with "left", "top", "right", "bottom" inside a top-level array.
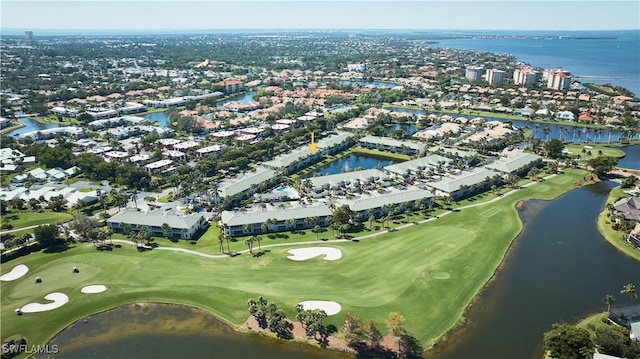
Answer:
[
  {"left": 1, "top": 169, "right": 588, "bottom": 352},
  {"left": 564, "top": 144, "right": 625, "bottom": 159},
  {"left": 0, "top": 211, "right": 73, "bottom": 230}
]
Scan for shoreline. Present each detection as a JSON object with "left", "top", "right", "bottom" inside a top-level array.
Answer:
[
  {"left": 596, "top": 184, "right": 640, "bottom": 262},
  {"left": 423, "top": 175, "right": 598, "bottom": 357}
]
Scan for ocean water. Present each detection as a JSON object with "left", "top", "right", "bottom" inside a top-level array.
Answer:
[{"left": 433, "top": 30, "right": 640, "bottom": 96}]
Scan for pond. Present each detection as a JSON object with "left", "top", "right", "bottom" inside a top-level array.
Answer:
[
  {"left": 44, "top": 303, "right": 351, "bottom": 359},
  {"left": 618, "top": 144, "right": 640, "bottom": 170},
  {"left": 5, "top": 118, "right": 61, "bottom": 137},
  {"left": 308, "top": 153, "right": 399, "bottom": 176},
  {"left": 142, "top": 112, "right": 170, "bottom": 128}
]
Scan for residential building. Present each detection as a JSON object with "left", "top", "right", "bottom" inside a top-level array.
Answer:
[
  {"left": 336, "top": 186, "right": 434, "bottom": 221},
  {"left": 217, "top": 166, "right": 279, "bottom": 202},
  {"left": 546, "top": 70, "right": 572, "bottom": 90},
  {"left": 426, "top": 167, "right": 501, "bottom": 200},
  {"left": 215, "top": 79, "right": 244, "bottom": 93},
  {"left": 358, "top": 136, "right": 426, "bottom": 156},
  {"left": 513, "top": 67, "right": 541, "bottom": 86},
  {"left": 485, "top": 152, "right": 542, "bottom": 176},
  {"left": 485, "top": 69, "right": 505, "bottom": 85},
  {"left": 556, "top": 110, "right": 575, "bottom": 121},
  {"left": 106, "top": 209, "right": 208, "bottom": 240},
  {"left": 465, "top": 66, "right": 484, "bottom": 82},
  {"left": 220, "top": 203, "right": 332, "bottom": 237}
]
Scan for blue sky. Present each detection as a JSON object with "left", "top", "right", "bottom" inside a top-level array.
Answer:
[{"left": 1, "top": 1, "right": 639, "bottom": 32}]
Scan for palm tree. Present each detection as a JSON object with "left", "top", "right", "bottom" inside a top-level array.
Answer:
[
  {"left": 244, "top": 223, "right": 252, "bottom": 235},
  {"left": 620, "top": 283, "right": 637, "bottom": 301},
  {"left": 312, "top": 225, "right": 322, "bottom": 240},
  {"left": 602, "top": 294, "right": 616, "bottom": 312},
  {"left": 217, "top": 231, "right": 225, "bottom": 253},
  {"left": 254, "top": 235, "right": 262, "bottom": 251},
  {"left": 130, "top": 189, "right": 139, "bottom": 208},
  {"left": 245, "top": 237, "right": 254, "bottom": 253},
  {"left": 285, "top": 218, "right": 296, "bottom": 231},
  {"left": 161, "top": 223, "right": 172, "bottom": 239}
]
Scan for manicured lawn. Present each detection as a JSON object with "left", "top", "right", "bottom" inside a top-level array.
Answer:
[
  {"left": 564, "top": 144, "right": 625, "bottom": 159},
  {"left": 0, "top": 211, "right": 73, "bottom": 230},
  {"left": 1, "top": 169, "right": 588, "bottom": 352},
  {"left": 597, "top": 187, "right": 640, "bottom": 262}
]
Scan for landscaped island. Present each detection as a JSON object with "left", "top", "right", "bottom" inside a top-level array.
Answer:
[{"left": 0, "top": 168, "right": 589, "bottom": 355}]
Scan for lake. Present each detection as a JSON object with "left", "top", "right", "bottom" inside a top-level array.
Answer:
[
  {"left": 5, "top": 118, "right": 61, "bottom": 137},
  {"left": 425, "top": 181, "right": 640, "bottom": 359},
  {"left": 618, "top": 144, "right": 640, "bottom": 170},
  {"left": 42, "top": 303, "right": 351, "bottom": 359},
  {"left": 309, "top": 153, "right": 399, "bottom": 176}
]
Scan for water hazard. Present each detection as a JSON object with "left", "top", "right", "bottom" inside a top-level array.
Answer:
[
  {"left": 426, "top": 181, "right": 640, "bottom": 359},
  {"left": 42, "top": 303, "right": 351, "bottom": 359}
]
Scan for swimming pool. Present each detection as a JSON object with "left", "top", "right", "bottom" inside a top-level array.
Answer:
[{"left": 273, "top": 186, "right": 300, "bottom": 199}]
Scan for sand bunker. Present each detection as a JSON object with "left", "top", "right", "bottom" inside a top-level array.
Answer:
[
  {"left": 81, "top": 284, "right": 108, "bottom": 294},
  {"left": 0, "top": 264, "right": 29, "bottom": 281},
  {"left": 287, "top": 247, "right": 342, "bottom": 261},
  {"left": 21, "top": 292, "right": 69, "bottom": 313},
  {"left": 298, "top": 300, "right": 342, "bottom": 316}
]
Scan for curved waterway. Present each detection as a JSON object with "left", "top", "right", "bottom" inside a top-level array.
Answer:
[
  {"left": 426, "top": 181, "right": 640, "bottom": 359},
  {"left": 42, "top": 303, "right": 351, "bottom": 359}
]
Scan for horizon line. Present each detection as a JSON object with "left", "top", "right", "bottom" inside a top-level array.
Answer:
[{"left": 2, "top": 28, "right": 639, "bottom": 33}]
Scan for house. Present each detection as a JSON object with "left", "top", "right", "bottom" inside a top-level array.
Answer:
[
  {"left": 578, "top": 112, "right": 595, "bottom": 123},
  {"left": 556, "top": 110, "right": 575, "bottom": 121},
  {"left": 612, "top": 197, "right": 640, "bottom": 221},
  {"left": 106, "top": 209, "right": 208, "bottom": 240},
  {"left": 609, "top": 304, "right": 640, "bottom": 339}
]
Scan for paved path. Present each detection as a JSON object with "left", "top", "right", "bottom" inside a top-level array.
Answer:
[
  {"left": 0, "top": 224, "right": 41, "bottom": 234},
  {"left": 106, "top": 174, "right": 558, "bottom": 259}
]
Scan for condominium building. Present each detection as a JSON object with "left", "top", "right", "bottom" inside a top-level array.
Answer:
[
  {"left": 513, "top": 67, "right": 541, "bottom": 86},
  {"left": 485, "top": 69, "right": 505, "bottom": 85},
  {"left": 465, "top": 66, "right": 484, "bottom": 82},
  {"left": 546, "top": 71, "right": 572, "bottom": 90}
]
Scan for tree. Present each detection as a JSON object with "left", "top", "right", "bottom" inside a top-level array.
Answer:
[
  {"left": 587, "top": 156, "right": 618, "bottom": 179},
  {"left": 363, "top": 320, "right": 382, "bottom": 348},
  {"left": 386, "top": 312, "right": 407, "bottom": 351},
  {"left": 620, "top": 283, "right": 637, "bottom": 300},
  {"left": 34, "top": 224, "right": 63, "bottom": 248},
  {"left": 332, "top": 204, "right": 354, "bottom": 226},
  {"left": 367, "top": 215, "right": 375, "bottom": 230},
  {"left": 342, "top": 313, "right": 366, "bottom": 347},
  {"left": 544, "top": 138, "right": 565, "bottom": 159},
  {"left": 130, "top": 189, "right": 139, "bottom": 208},
  {"left": 161, "top": 223, "right": 172, "bottom": 239},
  {"left": 603, "top": 294, "right": 616, "bottom": 312},
  {"left": 312, "top": 225, "right": 322, "bottom": 240},
  {"left": 245, "top": 236, "right": 255, "bottom": 253},
  {"left": 69, "top": 213, "right": 100, "bottom": 239},
  {"left": 543, "top": 323, "right": 594, "bottom": 359}
]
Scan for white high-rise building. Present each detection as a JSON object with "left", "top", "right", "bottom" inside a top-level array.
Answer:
[
  {"left": 486, "top": 69, "right": 505, "bottom": 85},
  {"left": 513, "top": 67, "right": 541, "bottom": 86},
  {"left": 465, "top": 66, "right": 484, "bottom": 82},
  {"left": 546, "top": 70, "right": 572, "bottom": 90}
]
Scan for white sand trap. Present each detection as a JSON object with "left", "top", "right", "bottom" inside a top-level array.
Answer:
[
  {"left": 81, "top": 284, "right": 108, "bottom": 294},
  {"left": 21, "top": 292, "right": 69, "bottom": 313},
  {"left": 0, "top": 264, "right": 29, "bottom": 281},
  {"left": 298, "top": 300, "right": 342, "bottom": 316},
  {"left": 287, "top": 247, "right": 342, "bottom": 261}
]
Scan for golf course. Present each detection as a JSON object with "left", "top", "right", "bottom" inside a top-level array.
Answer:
[{"left": 1, "top": 168, "right": 589, "bottom": 353}]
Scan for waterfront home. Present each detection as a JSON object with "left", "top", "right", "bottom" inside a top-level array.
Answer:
[
  {"left": 384, "top": 155, "right": 453, "bottom": 178},
  {"left": 612, "top": 197, "right": 640, "bottom": 221},
  {"left": 20, "top": 126, "right": 87, "bottom": 141},
  {"left": 556, "top": 110, "right": 575, "bottom": 121},
  {"left": 220, "top": 203, "right": 332, "bottom": 237},
  {"left": 144, "top": 159, "right": 175, "bottom": 174},
  {"left": 107, "top": 209, "right": 208, "bottom": 240},
  {"left": 358, "top": 136, "right": 426, "bottom": 156}
]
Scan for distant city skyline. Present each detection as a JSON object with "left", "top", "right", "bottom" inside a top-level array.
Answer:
[{"left": 1, "top": 1, "right": 639, "bottom": 33}]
